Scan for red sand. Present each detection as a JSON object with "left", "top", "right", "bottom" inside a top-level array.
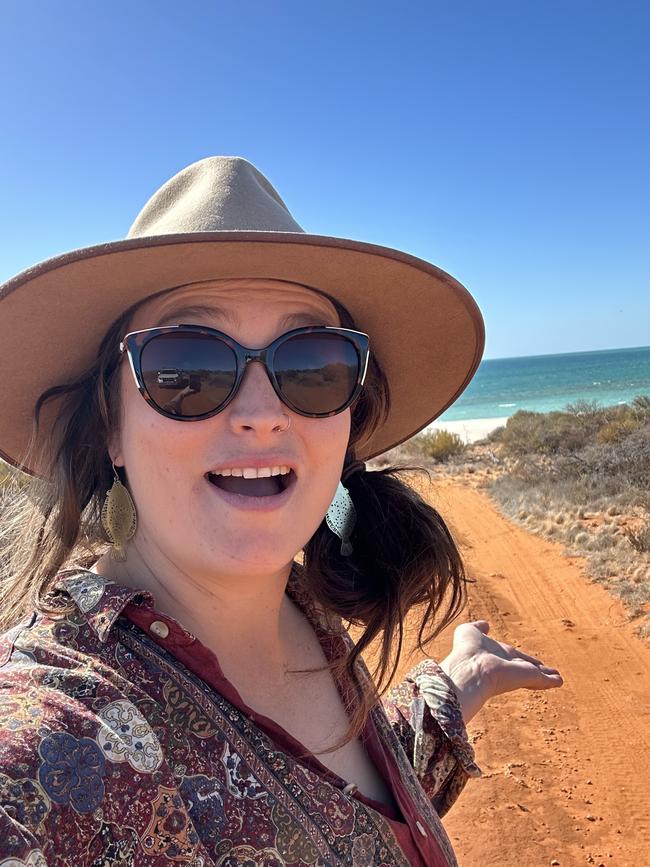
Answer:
[{"left": 362, "top": 476, "right": 650, "bottom": 867}]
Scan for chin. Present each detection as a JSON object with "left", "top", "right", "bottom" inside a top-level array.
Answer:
[{"left": 188, "top": 536, "right": 300, "bottom": 571}]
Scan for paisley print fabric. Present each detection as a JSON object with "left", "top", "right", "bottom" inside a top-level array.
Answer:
[
  {"left": 37, "top": 731, "right": 106, "bottom": 814},
  {"left": 383, "top": 660, "right": 484, "bottom": 821},
  {"left": 97, "top": 700, "right": 164, "bottom": 772},
  {"left": 0, "top": 565, "right": 482, "bottom": 865}
]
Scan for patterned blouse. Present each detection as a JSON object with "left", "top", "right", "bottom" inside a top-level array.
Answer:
[{"left": 0, "top": 564, "right": 483, "bottom": 866}]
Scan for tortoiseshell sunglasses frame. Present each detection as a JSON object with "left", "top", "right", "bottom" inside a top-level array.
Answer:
[{"left": 119, "top": 323, "right": 371, "bottom": 421}]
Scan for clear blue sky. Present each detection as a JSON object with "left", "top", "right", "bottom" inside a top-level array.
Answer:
[{"left": 1, "top": 1, "right": 648, "bottom": 360}]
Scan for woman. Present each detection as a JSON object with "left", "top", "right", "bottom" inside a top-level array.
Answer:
[{"left": 0, "top": 156, "right": 563, "bottom": 866}]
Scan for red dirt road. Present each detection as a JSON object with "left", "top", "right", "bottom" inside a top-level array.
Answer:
[{"left": 386, "top": 476, "right": 650, "bottom": 867}]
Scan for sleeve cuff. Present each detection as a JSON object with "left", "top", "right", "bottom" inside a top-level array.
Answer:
[{"left": 410, "top": 658, "right": 483, "bottom": 778}]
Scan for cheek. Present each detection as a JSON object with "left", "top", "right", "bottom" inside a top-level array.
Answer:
[
  {"left": 303, "top": 411, "right": 350, "bottom": 460},
  {"left": 301, "top": 411, "right": 351, "bottom": 498},
  {"left": 117, "top": 383, "right": 201, "bottom": 499},
  {"left": 300, "top": 414, "right": 352, "bottom": 545}
]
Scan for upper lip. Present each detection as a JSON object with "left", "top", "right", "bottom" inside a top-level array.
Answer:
[{"left": 206, "top": 457, "right": 298, "bottom": 474}]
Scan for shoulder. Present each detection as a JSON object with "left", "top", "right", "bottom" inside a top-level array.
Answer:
[
  {"left": 0, "top": 610, "right": 152, "bottom": 863},
  {"left": 0, "top": 570, "right": 216, "bottom": 863}
]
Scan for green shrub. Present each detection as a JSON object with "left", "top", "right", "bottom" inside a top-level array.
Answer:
[
  {"left": 496, "top": 409, "right": 597, "bottom": 456},
  {"left": 597, "top": 415, "right": 642, "bottom": 444},
  {"left": 495, "top": 400, "right": 650, "bottom": 457},
  {"left": 413, "top": 429, "right": 466, "bottom": 462}
]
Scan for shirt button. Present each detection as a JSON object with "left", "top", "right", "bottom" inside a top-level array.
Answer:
[
  {"left": 415, "top": 820, "right": 427, "bottom": 837},
  {"left": 150, "top": 620, "right": 169, "bottom": 639}
]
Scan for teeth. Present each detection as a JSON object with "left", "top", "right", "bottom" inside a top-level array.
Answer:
[{"left": 210, "top": 465, "right": 291, "bottom": 478}]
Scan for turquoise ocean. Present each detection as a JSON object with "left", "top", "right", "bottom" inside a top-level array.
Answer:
[{"left": 437, "top": 345, "right": 650, "bottom": 422}]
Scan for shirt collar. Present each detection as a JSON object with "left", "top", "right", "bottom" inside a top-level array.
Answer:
[
  {"left": 52, "top": 563, "right": 345, "bottom": 644},
  {"left": 52, "top": 569, "right": 156, "bottom": 643}
]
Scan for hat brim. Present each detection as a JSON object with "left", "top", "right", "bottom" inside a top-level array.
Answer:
[{"left": 0, "top": 231, "right": 484, "bottom": 474}]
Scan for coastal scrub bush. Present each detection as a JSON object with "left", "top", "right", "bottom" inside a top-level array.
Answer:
[
  {"left": 412, "top": 429, "right": 466, "bottom": 462},
  {"left": 495, "top": 409, "right": 596, "bottom": 456},
  {"left": 597, "top": 415, "right": 642, "bottom": 444},
  {"left": 580, "top": 422, "right": 650, "bottom": 488},
  {"left": 564, "top": 398, "right": 603, "bottom": 416},
  {"left": 563, "top": 398, "right": 608, "bottom": 436},
  {"left": 493, "top": 399, "right": 650, "bottom": 458}
]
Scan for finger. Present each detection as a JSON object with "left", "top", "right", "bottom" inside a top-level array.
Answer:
[
  {"left": 539, "top": 664, "right": 561, "bottom": 675},
  {"left": 507, "top": 646, "right": 549, "bottom": 667},
  {"left": 538, "top": 672, "right": 564, "bottom": 688},
  {"left": 511, "top": 659, "right": 564, "bottom": 688},
  {"left": 522, "top": 677, "right": 564, "bottom": 693}
]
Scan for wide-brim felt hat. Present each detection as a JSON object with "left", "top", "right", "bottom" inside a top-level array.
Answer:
[{"left": 0, "top": 156, "right": 485, "bottom": 474}]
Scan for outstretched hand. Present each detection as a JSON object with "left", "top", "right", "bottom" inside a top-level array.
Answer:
[{"left": 439, "top": 620, "right": 564, "bottom": 726}]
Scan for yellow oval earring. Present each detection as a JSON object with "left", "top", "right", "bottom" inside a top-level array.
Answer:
[{"left": 101, "top": 463, "right": 137, "bottom": 561}]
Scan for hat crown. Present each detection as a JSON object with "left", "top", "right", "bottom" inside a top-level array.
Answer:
[{"left": 126, "top": 156, "right": 305, "bottom": 238}]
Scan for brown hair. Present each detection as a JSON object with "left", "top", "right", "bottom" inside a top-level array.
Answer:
[{"left": 0, "top": 289, "right": 469, "bottom": 755}]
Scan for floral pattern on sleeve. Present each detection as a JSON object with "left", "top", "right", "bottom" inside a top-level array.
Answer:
[{"left": 382, "top": 657, "right": 483, "bottom": 818}]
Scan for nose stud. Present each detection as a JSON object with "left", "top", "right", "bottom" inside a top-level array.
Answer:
[{"left": 274, "top": 415, "right": 291, "bottom": 432}]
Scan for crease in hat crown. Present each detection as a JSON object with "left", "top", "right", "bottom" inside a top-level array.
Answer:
[{"left": 126, "top": 156, "right": 306, "bottom": 238}]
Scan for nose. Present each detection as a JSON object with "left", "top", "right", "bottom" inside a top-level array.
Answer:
[{"left": 225, "top": 359, "right": 290, "bottom": 433}]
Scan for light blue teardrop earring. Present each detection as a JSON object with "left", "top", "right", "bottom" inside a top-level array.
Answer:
[{"left": 325, "top": 481, "right": 357, "bottom": 556}]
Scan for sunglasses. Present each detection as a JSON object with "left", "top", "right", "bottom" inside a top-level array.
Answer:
[{"left": 120, "top": 324, "right": 371, "bottom": 421}]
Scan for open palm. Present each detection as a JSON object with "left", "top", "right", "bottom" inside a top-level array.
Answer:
[{"left": 449, "top": 619, "right": 564, "bottom": 697}]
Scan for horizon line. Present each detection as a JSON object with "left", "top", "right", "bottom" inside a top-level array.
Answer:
[{"left": 483, "top": 342, "right": 650, "bottom": 363}]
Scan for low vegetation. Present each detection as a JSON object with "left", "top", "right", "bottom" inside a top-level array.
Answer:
[
  {"left": 419, "top": 395, "right": 650, "bottom": 641},
  {"left": 410, "top": 428, "right": 466, "bottom": 462}
]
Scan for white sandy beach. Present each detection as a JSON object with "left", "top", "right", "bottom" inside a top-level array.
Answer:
[{"left": 424, "top": 416, "right": 509, "bottom": 444}]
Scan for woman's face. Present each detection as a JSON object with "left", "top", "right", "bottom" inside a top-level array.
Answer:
[{"left": 111, "top": 279, "right": 351, "bottom": 578}]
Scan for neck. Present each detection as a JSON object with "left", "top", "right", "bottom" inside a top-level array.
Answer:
[{"left": 92, "top": 541, "right": 301, "bottom": 681}]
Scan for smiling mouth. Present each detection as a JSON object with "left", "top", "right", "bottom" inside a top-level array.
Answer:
[{"left": 206, "top": 470, "right": 296, "bottom": 497}]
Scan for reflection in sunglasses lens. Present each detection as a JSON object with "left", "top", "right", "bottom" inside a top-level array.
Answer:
[
  {"left": 140, "top": 331, "right": 359, "bottom": 418},
  {"left": 141, "top": 333, "right": 237, "bottom": 417},
  {"left": 274, "top": 333, "right": 359, "bottom": 414}
]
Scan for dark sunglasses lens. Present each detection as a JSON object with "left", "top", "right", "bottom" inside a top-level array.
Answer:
[
  {"left": 140, "top": 333, "right": 237, "bottom": 418},
  {"left": 274, "top": 333, "right": 360, "bottom": 415}
]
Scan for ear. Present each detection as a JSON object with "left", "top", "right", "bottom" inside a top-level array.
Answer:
[
  {"left": 106, "top": 351, "right": 129, "bottom": 469},
  {"left": 107, "top": 431, "right": 124, "bottom": 469}
]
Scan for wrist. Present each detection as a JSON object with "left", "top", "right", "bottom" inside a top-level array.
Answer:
[{"left": 439, "top": 654, "right": 486, "bottom": 726}]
